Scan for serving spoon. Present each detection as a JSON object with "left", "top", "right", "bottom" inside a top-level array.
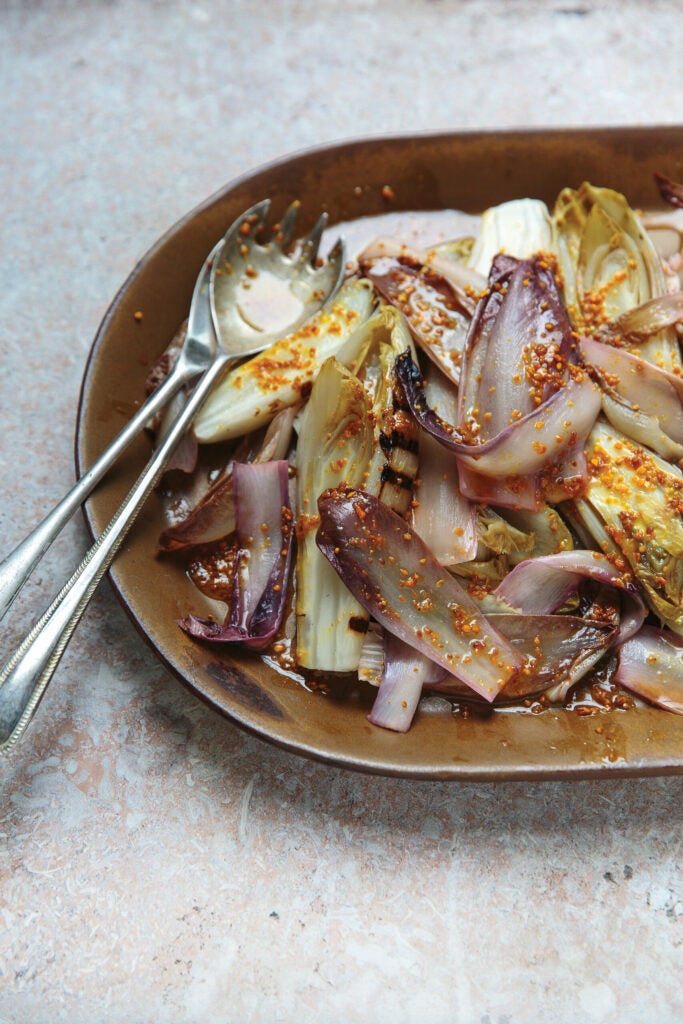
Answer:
[
  {"left": 0, "top": 200, "right": 345, "bottom": 753},
  {"left": 0, "top": 200, "right": 322, "bottom": 623}
]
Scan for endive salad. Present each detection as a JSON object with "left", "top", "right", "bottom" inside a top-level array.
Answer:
[{"left": 152, "top": 176, "right": 683, "bottom": 733}]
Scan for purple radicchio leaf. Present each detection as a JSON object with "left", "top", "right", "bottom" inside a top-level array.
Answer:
[
  {"left": 396, "top": 348, "right": 601, "bottom": 510},
  {"left": 316, "top": 486, "right": 526, "bottom": 702},
  {"left": 158, "top": 406, "right": 296, "bottom": 553},
  {"left": 395, "top": 254, "right": 602, "bottom": 510},
  {"left": 318, "top": 488, "right": 623, "bottom": 708},
  {"left": 179, "top": 460, "right": 293, "bottom": 649},
  {"left": 494, "top": 550, "right": 646, "bottom": 646},
  {"left": 368, "top": 632, "right": 447, "bottom": 733}
]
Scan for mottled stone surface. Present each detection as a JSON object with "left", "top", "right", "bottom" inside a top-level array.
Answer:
[{"left": 1, "top": 1, "right": 682, "bottom": 1022}]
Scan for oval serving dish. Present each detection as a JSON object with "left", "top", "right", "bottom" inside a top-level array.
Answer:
[{"left": 76, "top": 126, "right": 683, "bottom": 779}]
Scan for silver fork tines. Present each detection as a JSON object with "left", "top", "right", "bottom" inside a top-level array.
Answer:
[
  {"left": 298, "top": 212, "right": 328, "bottom": 266},
  {"left": 274, "top": 200, "right": 301, "bottom": 249}
]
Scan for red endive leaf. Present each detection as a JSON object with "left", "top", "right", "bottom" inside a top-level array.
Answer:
[{"left": 316, "top": 487, "right": 525, "bottom": 702}]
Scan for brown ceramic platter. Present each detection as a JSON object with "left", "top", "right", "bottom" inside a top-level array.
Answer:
[{"left": 76, "top": 127, "right": 683, "bottom": 780}]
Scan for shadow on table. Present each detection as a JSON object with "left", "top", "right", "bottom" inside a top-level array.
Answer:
[{"left": 144, "top": 672, "right": 683, "bottom": 849}]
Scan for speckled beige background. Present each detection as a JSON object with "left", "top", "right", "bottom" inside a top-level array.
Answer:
[{"left": 1, "top": 2, "right": 682, "bottom": 1022}]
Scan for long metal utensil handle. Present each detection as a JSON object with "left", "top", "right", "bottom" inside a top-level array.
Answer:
[
  {"left": 0, "top": 353, "right": 231, "bottom": 755},
  {"left": 0, "top": 350, "right": 201, "bottom": 624}
]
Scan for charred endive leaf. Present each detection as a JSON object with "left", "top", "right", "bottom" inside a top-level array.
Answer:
[
  {"left": 395, "top": 253, "right": 603, "bottom": 510},
  {"left": 360, "top": 248, "right": 472, "bottom": 386},
  {"left": 193, "top": 279, "right": 375, "bottom": 443},
  {"left": 358, "top": 236, "right": 485, "bottom": 315},
  {"left": 316, "top": 487, "right": 525, "bottom": 701},
  {"left": 411, "top": 429, "right": 476, "bottom": 566},
  {"left": 352, "top": 304, "right": 420, "bottom": 515},
  {"left": 396, "top": 348, "right": 601, "bottom": 511},
  {"left": 295, "top": 306, "right": 420, "bottom": 671},
  {"left": 553, "top": 182, "right": 680, "bottom": 371},
  {"left": 317, "top": 487, "right": 621, "bottom": 705},
  {"left": 599, "top": 392, "right": 683, "bottom": 463},
  {"left": 295, "top": 358, "right": 375, "bottom": 671},
  {"left": 428, "top": 613, "right": 615, "bottom": 703},
  {"left": 565, "top": 420, "right": 683, "bottom": 634}
]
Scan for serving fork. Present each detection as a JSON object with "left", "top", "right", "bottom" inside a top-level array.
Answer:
[{"left": 0, "top": 200, "right": 345, "bottom": 753}]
